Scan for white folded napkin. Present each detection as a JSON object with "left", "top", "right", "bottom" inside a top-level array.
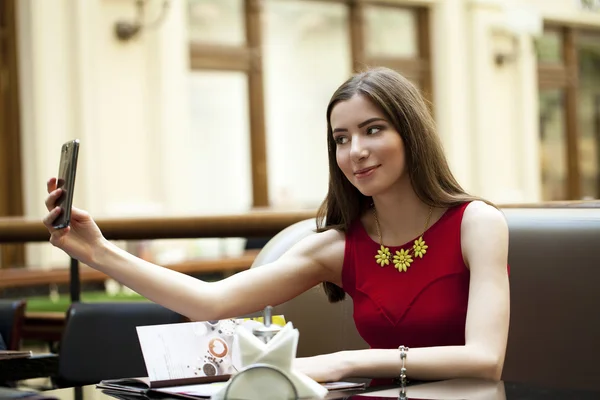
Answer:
[{"left": 212, "top": 322, "right": 328, "bottom": 400}]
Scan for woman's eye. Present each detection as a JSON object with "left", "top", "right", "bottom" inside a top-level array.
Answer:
[
  {"left": 334, "top": 136, "right": 348, "bottom": 145},
  {"left": 366, "top": 126, "right": 382, "bottom": 135}
]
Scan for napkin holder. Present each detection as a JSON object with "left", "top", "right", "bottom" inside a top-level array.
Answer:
[{"left": 223, "top": 363, "right": 298, "bottom": 400}]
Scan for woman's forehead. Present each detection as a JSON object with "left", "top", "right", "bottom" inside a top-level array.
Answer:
[{"left": 330, "top": 94, "right": 386, "bottom": 128}]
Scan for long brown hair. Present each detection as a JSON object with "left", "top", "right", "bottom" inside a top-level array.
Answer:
[{"left": 317, "top": 67, "right": 491, "bottom": 303}]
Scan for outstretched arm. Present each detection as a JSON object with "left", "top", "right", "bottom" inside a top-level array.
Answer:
[
  {"left": 43, "top": 178, "right": 345, "bottom": 321},
  {"left": 90, "top": 228, "right": 344, "bottom": 321},
  {"left": 296, "top": 201, "right": 510, "bottom": 382}
]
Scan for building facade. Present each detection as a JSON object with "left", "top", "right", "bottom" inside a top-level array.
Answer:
[{"left": 6, "top": 0, "right": 600, "bottom": 267}]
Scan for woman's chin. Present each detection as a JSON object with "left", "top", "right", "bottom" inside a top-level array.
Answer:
[
  {"left": 355, "top": 182, "right": 400, "bottom": 198},
  {"left": 354, "top": 185, "right": 379, "bottom": 198}
]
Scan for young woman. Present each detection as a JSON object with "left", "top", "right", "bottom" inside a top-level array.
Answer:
[{"left": 43, "top": 67, "right": 509, "bottom": 385}]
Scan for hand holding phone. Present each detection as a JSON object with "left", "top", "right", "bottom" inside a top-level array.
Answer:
[
  {"left": 53, "top": 139, "right": 80, "bottom": 229},
  {"left": 45, "top": 139, "right": 106, "bottom": 265}
]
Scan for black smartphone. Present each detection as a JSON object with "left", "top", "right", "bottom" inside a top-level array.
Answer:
[{"left": 53, "top": 139, "right": 80, "bottom": 229}]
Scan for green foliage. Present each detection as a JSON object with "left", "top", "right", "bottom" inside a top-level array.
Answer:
[{"left": 25, "top": 291, "right": 148, "bottom": 313}]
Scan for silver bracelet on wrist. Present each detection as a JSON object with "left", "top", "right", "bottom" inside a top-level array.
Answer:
[{"left": 398, "top": 345, "right": 409, "bottom": 400}]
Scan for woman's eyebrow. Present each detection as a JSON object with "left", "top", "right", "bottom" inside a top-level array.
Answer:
[
  {"left": 332, "top": 117, "right": 386, "bottom": 133},
  {"left": 358, "top": 117, "right": 386, "bottom": 128}
]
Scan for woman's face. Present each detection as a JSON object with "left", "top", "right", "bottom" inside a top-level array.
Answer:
[{"left": 330, "top": 94, "right": 406, "bottom": 197}]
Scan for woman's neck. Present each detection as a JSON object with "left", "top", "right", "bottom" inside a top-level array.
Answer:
[{"left": 370, "top": 177, "right": 431, "bottom": 242}]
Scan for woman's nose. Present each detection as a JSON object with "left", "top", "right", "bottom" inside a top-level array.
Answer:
[{"left": 350, "top": 137, "right": 369, "bottom": 161}]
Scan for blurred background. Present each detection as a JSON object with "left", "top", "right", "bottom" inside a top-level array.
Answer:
[{"left": 0, "top": 1, "right": 599, "bottom": 298}]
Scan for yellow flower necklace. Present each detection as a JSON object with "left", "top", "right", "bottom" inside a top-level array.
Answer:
[{"left": 373, "top": 206, "right": 433, "bottom": 272}]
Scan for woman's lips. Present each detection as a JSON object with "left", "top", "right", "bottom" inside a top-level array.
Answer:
[{"left": 354, "top": 165, "right": 379, "bottom": 179}]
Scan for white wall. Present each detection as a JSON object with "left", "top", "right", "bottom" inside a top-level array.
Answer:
[
  {"left": 262, "top": 0, "right": 351, "bottom": 208},
  {"left": 466, "top": 0, "right": 541, "bottom": 203},
  {"left": 430, "top": 0, "right": 476, "bottom": 193},
  {"left": 17, "top": 0, "right": 192, "bottom": 267},
  {"left": 429, "top": 0, "right": 542, "bottom": 203}
]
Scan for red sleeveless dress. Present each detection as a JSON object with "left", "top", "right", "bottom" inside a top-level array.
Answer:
[{"left": 342, "top": 202, "right": 471, "bottom": 383}]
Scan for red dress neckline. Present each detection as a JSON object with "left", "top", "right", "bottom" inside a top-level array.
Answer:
[{"left": 356, "top": 207, "right": 453, "bottom": 250}]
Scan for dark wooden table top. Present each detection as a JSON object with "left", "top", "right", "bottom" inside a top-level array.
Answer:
[{"left": 16, "top": 378, "right": 600, "bottom": 400}]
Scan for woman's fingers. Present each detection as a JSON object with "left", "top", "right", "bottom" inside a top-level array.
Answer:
[
  {"left": 42, "top": 206, "right": 62, "bottom": 230},
  {"left": 45, "top": 178, "right": 60, "bottom": 212},
  {"left": 71, "top": 206, "right": 86, "bottom": 217},
  {"left": 44, "top": 189, "right": 62, "bottom": 211},
  {"left": 47, "top": 177, "right": 57, "bottom": 194},
  {"left": 49, "top": 226, "right": 70, "bottom": 247}
]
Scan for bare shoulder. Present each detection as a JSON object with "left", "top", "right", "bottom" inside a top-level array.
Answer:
[
  {"left": 462, "top": 200, "right": 508, "bottom": 231},
  {"left": 280, "top": 227, "right": 346, "bottom": 284},
  {"left": 461, "top": 201, "right": 509, "bottom": 270}
]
